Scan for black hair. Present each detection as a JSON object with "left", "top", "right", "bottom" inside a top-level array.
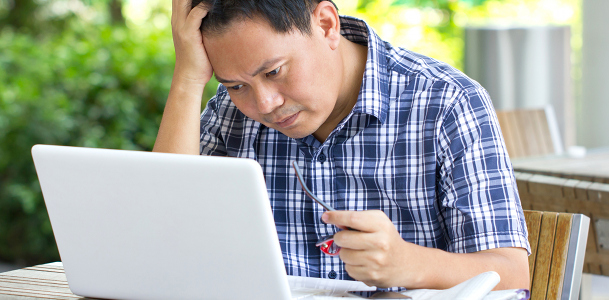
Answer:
[{"left": 190, "top": 0, "right": 338, "bottom": 36}]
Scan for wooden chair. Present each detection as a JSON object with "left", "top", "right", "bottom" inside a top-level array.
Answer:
[
  {"left": 496, "top": 106, "right": 563, "bottom": 158},
  {"left": 517, "top": 172, "right": 609, "bottom": 275},
  {"left": 525, "top": 210, "right": 590, "bottom": 300}
]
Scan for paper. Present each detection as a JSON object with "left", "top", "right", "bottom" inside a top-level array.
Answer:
[
  {"left": 400, "top": 271, "right": 500, "bottom": 300},
  {"left": 292, "top": 272, "right": 530, "bottom": 300},
  {"left": 398, "top": 272, "right": 529, "bottom": 300},
  {"left": 288, "top": 275, "right": 377, "bottom": 293},
  {"left": 482, "top": 289, "right": 529, "bottom": 300}
]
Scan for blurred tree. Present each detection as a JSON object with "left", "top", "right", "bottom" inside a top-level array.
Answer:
[
  {"left": 1, "top": 0, "right": 39, "bottom": 30},
  {"left": 109, "top": 0, "right": 125, "bottom": 25},
  {"left": 0, "top": 0, "right": 126, "bottom": 32}
]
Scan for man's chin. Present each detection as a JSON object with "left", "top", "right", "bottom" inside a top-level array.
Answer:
[
  {"left": 279, "top": 130, "right": 311, "bottom": 140},
  {"left": 274, "top": 126, "right": 315, "bottom": 140}
]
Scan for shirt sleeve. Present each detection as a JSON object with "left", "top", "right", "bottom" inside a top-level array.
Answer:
[
  {"left": 199, "top": 89, "right": 228, "bottom": 156},
  {"left": 436, "top": 87, "right": 531, "bottom": 254}
]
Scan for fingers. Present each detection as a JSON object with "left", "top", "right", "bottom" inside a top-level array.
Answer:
[
  {"left": 340, "top": 245, "right": 391, "bottom": 266},
  {"left": 333, "top": 230, "right": 377, "bottom": 250},
  {"left": 322, "top": 210, "right": 388, "bottom": 233},
  {"left": 188, "top": 4, "right": 210, "bottom": 25},
  {"left": 185, "top": 4, "right": 209, "bottom": 32},
  {"left": 172, "top": 0, "right": 190, "bottom": 24},
  {"left": 173, "top": 0, "right": 208, "bottom": 28},
  {"left": 338, "top": 247, "right": 367, "bottom": 265},
  {"left": 171, "top": 0, "right": 214, "bottom": 84}
]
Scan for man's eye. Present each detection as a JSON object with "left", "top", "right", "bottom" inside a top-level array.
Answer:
[
  {"left": 230, "top": 85, "right": 244, "bottom": 91},
  {"left": 266, "top": 67, "right": 281, "bottom": 77}
]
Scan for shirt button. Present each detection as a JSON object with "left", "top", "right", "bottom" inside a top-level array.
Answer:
[
  {"left": 328, "top": 270, "right": 337, "bottom": 279},
  {"left": 318, "top": 154, "right": 326, "bottom": 163}
]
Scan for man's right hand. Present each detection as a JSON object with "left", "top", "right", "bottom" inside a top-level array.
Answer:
[{"left": 171, "top": 0, "right": 213, "bottom": 86}]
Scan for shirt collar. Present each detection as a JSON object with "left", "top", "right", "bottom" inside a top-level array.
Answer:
[{"left": 339, "top": 15, "right": 391, "bottom": 124}]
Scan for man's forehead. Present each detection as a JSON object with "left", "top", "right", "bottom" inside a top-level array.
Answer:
[
  {"left": 202, "top": 8, "right": 316, "bottom": 42},
  {"left": 203, "top": 13, "right": 287, "bottom": 38},
  {"left": 204, "top": 16, "right": 309, "bottom": 83}
]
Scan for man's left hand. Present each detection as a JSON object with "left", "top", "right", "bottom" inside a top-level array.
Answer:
[{"left": 322, "top": 210, "right": 419, "bottom": 288}]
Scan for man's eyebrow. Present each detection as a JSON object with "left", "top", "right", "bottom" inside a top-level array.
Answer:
[
  {"left": 214, "top": 74, "right": 236, "bottom": 84},
  {"left": 214, "top": 57, "right": 284, "bottom": 84},
  {"left": 250, "top": 57, "right": 284, "bottom": 77}
]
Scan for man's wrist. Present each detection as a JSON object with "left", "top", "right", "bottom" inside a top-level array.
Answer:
[
  {"left": 173, "top": 63, "right": 211, "bottom": 86},
  {"left": 169, "top": 74, "right": 207, "bottom": 103},
  {"left": 392, "top": 242, "right": 448, "bottom": 289}
]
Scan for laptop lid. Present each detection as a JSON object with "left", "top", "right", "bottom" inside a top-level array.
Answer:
[{"left": 32, "top": 145, "right": 291, "bottom": 300}]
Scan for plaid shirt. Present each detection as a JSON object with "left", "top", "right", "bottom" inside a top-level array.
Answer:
[{"left": 200, "top": 16, "right": 530, "bottom": 281}]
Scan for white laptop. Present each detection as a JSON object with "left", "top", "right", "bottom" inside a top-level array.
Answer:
[{"left": 31, "top": 145, "right": 375, "bottom": 300}]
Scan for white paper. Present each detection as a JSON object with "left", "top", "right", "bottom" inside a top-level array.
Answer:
[
  {"left": 482, "top": 289, "right": 530, "bottom": 300},
  {"left": 288, "top": 275, "right": 377, "bottom": 293},
  {"left": 401, "top": 271, "right": 500, "bottom": 300},
  {"left": 299, "top": 271, "right": 529, "bottom": 300}
]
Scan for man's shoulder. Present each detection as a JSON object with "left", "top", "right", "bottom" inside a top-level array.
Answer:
[{"left": 384, "top": 44, "right": 483, "bottom": 94}]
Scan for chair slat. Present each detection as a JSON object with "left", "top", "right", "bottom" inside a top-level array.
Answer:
[
  {"left": 534, "top": 109, "right": 554, "bottom": 155},
  {"left": 518, "top": 110, "right": 540, "bottom": 156},
  {"left": 546, "top": 213, "right": 573, "bottom": 300},
  {"left": 508, "top": 110, "right": 526, "bottom": 158},
  {"left": 525, "top": 210, "right": 543, "bottom": 288},
  {"left": 496, "top": 111, "right": 515, "bottom": 157},
  {"left": 531, "top": 212, "right": 558, "bottom": 300}
]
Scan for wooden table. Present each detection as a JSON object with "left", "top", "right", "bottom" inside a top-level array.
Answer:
[
  {"left": 0, "top": 263, "right": 533, "bottom": 299},
  {"left": 511, "top": 147, "right": 609, "bottom": 183},
  {"left": 0, "top": 262, "right": 89, "bottom": 299}
]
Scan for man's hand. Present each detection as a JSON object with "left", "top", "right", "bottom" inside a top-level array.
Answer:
[
  {"left": 171, "top": 0, "right": 213, "bottom": 86},
  {"left": 322, "top": 210, "right": 530, "bottom": 290},
  {"left": 322, "top": 210, "right": 422, "bottom": 288}
]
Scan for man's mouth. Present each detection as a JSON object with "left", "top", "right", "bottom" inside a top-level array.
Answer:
[{"left": 275, "top": 112, "right": 300, "bottom": 128}]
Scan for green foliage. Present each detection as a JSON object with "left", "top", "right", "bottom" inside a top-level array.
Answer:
[
  {"left": 0, "top": 19, "right": 219, "bottom": 264},
  {"left": 337, "top": 0, "right": 470, "bottom": 69}
]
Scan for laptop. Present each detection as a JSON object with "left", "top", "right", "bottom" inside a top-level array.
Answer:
[{"left": 31, "top": 145, "right": 375, "bottom": 300}]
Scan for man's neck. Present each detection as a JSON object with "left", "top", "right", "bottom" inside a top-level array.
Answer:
[{"left": 312, "top": 36, "right": 368, "bottom": 142}]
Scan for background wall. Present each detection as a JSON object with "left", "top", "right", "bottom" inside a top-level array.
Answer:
[
  {"left": 463, "top": 26, "right": 573, "bottom": 148},
  {"left": 579, "top": 0, "right": 609, "bottom": 148}
]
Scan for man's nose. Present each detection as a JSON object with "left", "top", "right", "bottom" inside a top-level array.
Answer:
[{"left": 254, "top": 86, "right": 283, "bottom": 115}]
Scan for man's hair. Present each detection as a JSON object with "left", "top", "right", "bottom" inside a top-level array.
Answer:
[{"left": 191, "top": 0, "right": 337, "bottom": 36}]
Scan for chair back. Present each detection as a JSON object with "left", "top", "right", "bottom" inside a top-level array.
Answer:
[
  {"left": 496, "top": 106, "right": 563, "bottom": 158},
  {"left": 517, "top": 172, "right": 609, "bottom": 276},
  {"left": 525, "top": 210, "right": 589, "bottom": 300}
]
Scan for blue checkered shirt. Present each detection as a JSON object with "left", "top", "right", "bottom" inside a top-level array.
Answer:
[{"left": 199, "top": 16, "right": 530, "bottom": 281}]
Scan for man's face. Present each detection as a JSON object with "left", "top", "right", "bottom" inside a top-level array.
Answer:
[{"left": 203, "top": 16, "right": 343, "bottom": 139}]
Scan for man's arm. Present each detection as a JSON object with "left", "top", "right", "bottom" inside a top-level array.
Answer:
[
  {"left": 153, "top": 0, "right": 212, "bottom": 155},
  {"left": 322, "top": 210, "right": 529, "bottom": 290},
  {"left": 323, "top": 87, "right": 530, "bottom": 290}
]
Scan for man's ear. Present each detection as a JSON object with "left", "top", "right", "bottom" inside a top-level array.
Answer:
[{"left": 312, "top": 1, "right": 341, "bottom": 50}]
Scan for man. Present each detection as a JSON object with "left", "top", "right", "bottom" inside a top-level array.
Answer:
[{"left": 154, "top": 0, "right": 531, "bottom": 290}]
